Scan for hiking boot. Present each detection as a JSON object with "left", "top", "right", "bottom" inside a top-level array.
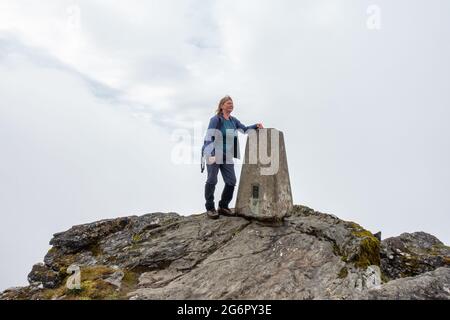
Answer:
[
  {"left": 206, "top": 209, "right": 219, "bottom": 219},
  {"left": 218, "top": 207, "right": 235, "bottom": 216}
]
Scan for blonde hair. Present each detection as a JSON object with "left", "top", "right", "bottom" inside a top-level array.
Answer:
[{"left": 215, "top": 95, "right": 233, "bottom": 115}]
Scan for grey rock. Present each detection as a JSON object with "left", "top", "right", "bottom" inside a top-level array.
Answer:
[
  {"left": 368, "top": 267, "right": 450, "bottom": 300},
  {"left": 104, "top": 267, "right": 125, "bottom": 289},
  {"left": 374, "top": 232, "right": 382, "bottom": 241},
  {"left": 27, "top": 263, "right": 62, "bottom": 289},
  {"left": 2, "top": 206, "right": 449, "bottom": 300},
  {"left": 50, "top": 217, "right": 132, "bottom": 253},
  {"left": 362, "top": 266, "right": 382, "bottom": 290},
  {"left": 381, "top": 232, "right": 450, "bottom": 280},
  {"left": 129, "top": 217, "right": 377, "bottom": 300},
  {"left": 0, "top": 284, "right": 44, "bottom": 300}
]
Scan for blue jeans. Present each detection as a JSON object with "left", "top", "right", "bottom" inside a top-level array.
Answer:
[{"left": 204, "top": 162, "right": 236, "bottom": 211}]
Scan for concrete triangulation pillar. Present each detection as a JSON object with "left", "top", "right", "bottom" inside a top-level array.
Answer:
[{"left": 235, "top": 128, "right": 293, "bottom": 221}]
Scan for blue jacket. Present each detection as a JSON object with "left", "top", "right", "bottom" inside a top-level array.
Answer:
[{"left": 201, "top": 114, "right": 258, "bottom": 171}]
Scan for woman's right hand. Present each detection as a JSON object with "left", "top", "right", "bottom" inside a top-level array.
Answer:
[{"left": 208, "top": 156, "right": 216, "bottom": 164}]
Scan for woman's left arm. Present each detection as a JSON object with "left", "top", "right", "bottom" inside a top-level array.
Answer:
[{"left": 234, "top": 117, "right": 263, "bottom": 133}]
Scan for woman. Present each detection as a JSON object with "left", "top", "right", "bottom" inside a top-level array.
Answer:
[{"left": 201, "top": 96, "right": 264, "bottom": 219}]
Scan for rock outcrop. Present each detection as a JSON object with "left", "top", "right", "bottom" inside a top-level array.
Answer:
[
  {"left": 1, "top": 205, "right": 449, "bottom": 300},
  {"left": 368, "top": 267, "right": 450, "bottom": 300},
  {"left": 380, "top": 232, "right": 450, "bottom": 280}
]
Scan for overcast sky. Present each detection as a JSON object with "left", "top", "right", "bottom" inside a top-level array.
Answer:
[{"left": 1, "top": 0, "right": 449, "bottom": 291}]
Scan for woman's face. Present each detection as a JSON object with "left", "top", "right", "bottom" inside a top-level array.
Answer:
[{"left": 222, "top": 99, "right": 234, "bottom": 114}]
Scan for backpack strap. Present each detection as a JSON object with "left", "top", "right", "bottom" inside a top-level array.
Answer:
[{"left": 201, "top": 115, "right": 223, "bottom": 173}]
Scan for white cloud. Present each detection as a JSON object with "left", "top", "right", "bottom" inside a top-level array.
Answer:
[{"left": 0, "top": 42, "right": 205, "bottom": 290}]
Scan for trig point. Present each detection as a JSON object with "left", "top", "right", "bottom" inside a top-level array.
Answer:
[{"left": 235, "top": 128, "right": 293, "bottom": 221}]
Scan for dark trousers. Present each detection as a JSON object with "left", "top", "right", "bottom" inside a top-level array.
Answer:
[{"left": 204, "top": 162, "right": 236, "bottom": 211}]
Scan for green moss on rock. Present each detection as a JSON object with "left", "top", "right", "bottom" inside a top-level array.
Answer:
[
  {"left": 348, "top": 222, "right": 381, "bottom": 269},
  {"left": 131, "top": 233, "right": 143, "bottom": 244},
  {"left": 37, "top": 265, "right": 125, "bottom": 300},
  {"left": 338, "top": 267, "right": 348, "bottom": 279}
]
